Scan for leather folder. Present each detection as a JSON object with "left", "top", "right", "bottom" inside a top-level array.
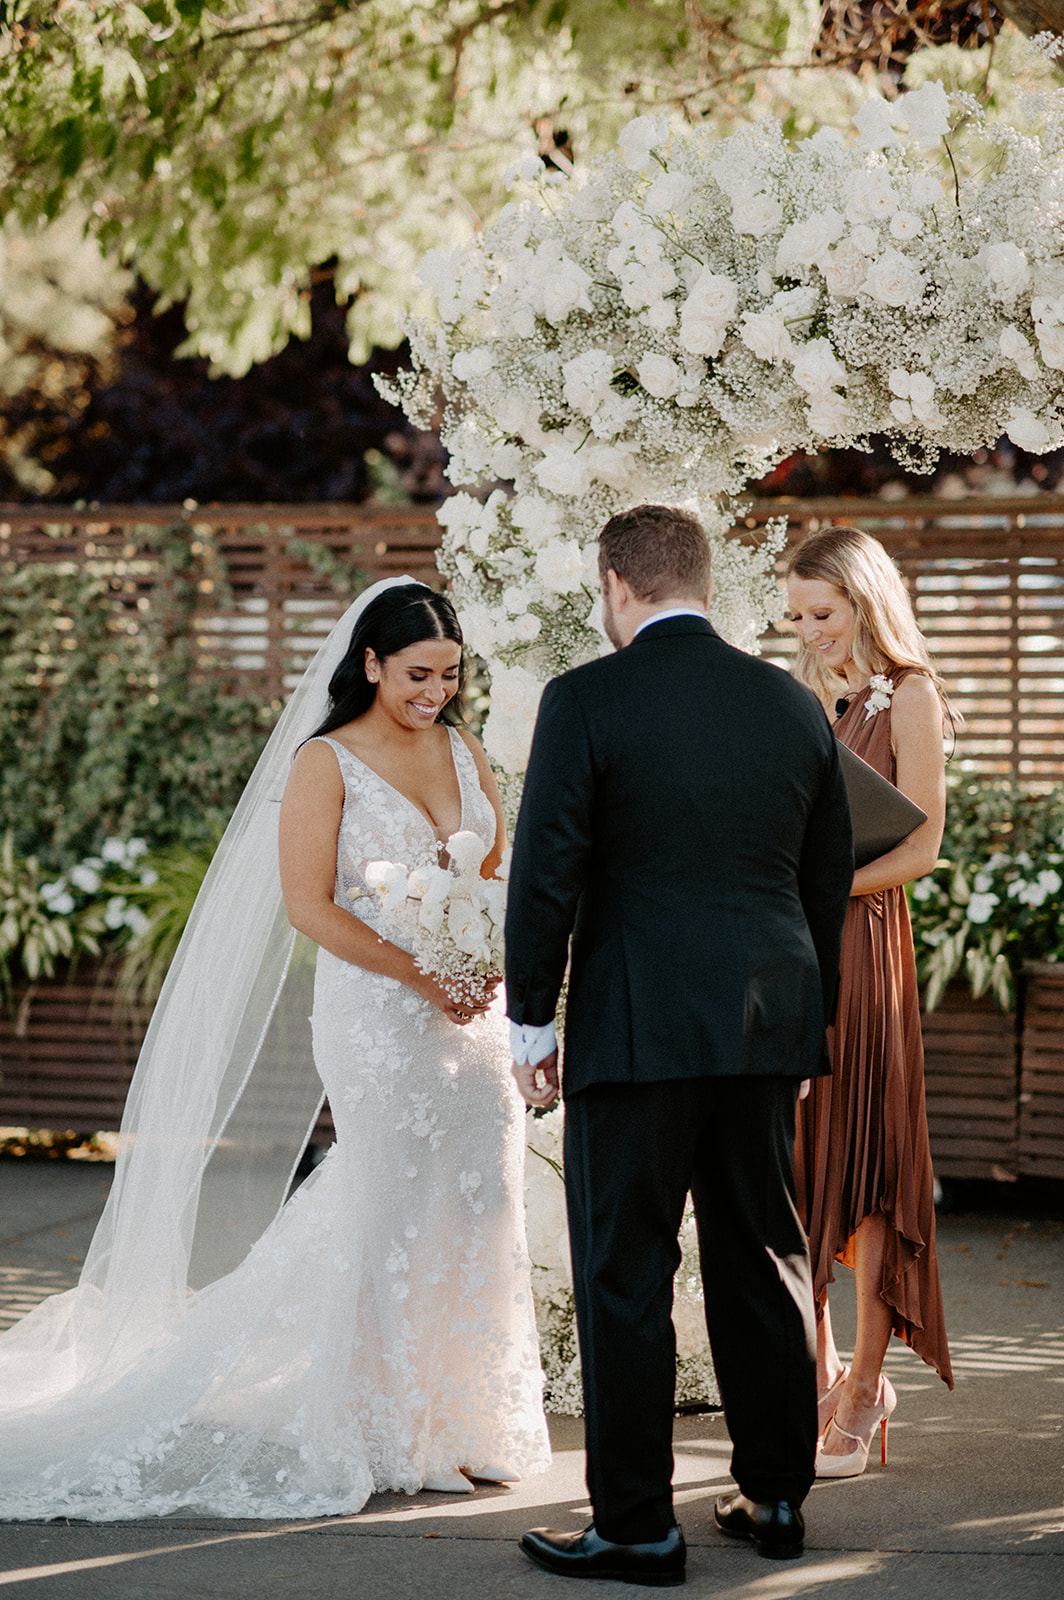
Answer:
[{"left": 836, "top": 741, "right": 927, "bottom": 869}]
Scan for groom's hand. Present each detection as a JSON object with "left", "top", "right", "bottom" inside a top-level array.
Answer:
[{"left": 512, "top": 1050, "right": 560, "bottom": 1109}]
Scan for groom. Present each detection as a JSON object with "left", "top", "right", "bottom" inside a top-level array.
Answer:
[{"left": 505, "top": 505, "right": 853, "bottom": 1585}]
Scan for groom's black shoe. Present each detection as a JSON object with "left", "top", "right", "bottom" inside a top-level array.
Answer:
[
  {"left": 714, "top": 1491, "right": 805, "bottom": 1560},
  {"left": 519, "top": 1523, "right": 686, "bottom": 1586}
]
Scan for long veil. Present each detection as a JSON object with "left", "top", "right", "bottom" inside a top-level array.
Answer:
[{"left": 0, "top": 575, "right": 417, "bottom": 1406}]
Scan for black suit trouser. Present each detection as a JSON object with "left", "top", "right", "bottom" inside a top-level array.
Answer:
[{"left": 563, "top": 1075, "right": 818, "bottom": 1544}]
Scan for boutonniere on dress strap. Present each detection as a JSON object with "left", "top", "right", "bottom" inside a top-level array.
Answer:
[{"left": 863, "top": 674, "right": 895, "bottom": 723}]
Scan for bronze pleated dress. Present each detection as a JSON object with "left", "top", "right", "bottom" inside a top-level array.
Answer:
[{"left": 794, "top": 668, "right": 953, "bottom": 1387}]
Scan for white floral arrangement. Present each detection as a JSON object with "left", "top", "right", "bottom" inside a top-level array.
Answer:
[
  {"left": 382, "top": 74, "right": 1064, "bottom": 784},
  {"left": 863, "top": 673, "right": 895, "bottom": 722},
  {"left": 360, "top": 829, "right": 508, "bottom": 1010}
]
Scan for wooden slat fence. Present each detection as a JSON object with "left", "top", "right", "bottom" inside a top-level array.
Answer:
[
  {"left": 0, "top": 503, "right": 442, "bottom": 702},
  {"left": 5, "top": 493, "right": 1064, "bottom": 777}
]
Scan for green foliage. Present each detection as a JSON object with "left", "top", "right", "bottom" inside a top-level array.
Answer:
[
  {"left": 0, "top": 525, "right": 274, "bottom": 868},
  {"left": 909, "top": 778, "right": 1064, "bottom": 1011},
  {"left": 116, "top": 840, "right": 215, "bottom": 1005},
  {"left": 0, "top": 831, "right": 103, "bottom": 982},
  {"left": 0, "top": 1, "right": 818, "bottom": 375}
]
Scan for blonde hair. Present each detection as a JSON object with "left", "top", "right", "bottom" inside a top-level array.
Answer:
[{"left": 785, "top": 526, "right": 957, "bottom": 729}]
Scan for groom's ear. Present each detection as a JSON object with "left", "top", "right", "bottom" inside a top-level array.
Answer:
[{"left": 603, "top": 568, "right": 628, "bottom": 608}]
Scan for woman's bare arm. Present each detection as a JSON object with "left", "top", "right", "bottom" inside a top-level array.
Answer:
[
  {"left": 458, "top": 729, "right": 508, "bottom": 876},
  {"left": 849, "top": 673, "right": 947, "bottom": 896}
]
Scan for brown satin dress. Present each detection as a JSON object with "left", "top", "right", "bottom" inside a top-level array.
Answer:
[{"left": 794, "top": 668, "right": 953, "bottom": 1387}]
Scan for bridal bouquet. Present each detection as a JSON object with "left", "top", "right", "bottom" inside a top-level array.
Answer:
[{"left": 360, "top": 831, "right": 509, "bottom": 1010}]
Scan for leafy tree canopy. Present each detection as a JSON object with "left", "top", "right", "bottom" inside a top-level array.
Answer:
[{"left": 0, "top": 0, "right": 873, "bottom": 377}]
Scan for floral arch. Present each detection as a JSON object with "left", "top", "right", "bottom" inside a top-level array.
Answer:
[{"left": 383, "top": 72, "right": 1064, "bottom": 1410}]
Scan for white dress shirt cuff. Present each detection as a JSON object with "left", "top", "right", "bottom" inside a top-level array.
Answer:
[{"left": 509, "top": 1019, "right": 557, "bottom": 1067}]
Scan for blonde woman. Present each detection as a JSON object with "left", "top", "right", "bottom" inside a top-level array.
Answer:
[{"left": 785, "top": 526, "right": 954, "bottom": 1479}]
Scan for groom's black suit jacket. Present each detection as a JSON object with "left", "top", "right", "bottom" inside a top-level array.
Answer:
[{"left": 505, "top": 615, "right": 854, "bottom": 1093}]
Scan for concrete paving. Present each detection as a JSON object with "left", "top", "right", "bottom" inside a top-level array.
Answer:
[{"left": 0, "top": 1159, "right": 1061, "bottom": 1598}]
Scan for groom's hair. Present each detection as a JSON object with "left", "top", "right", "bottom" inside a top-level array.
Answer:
[{"left": 598, "top": 504, "right": 712, "bottom": 603}]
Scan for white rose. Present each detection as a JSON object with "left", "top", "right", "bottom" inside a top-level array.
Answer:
[
  {"left": 731, "top": 191, "right": 783, "bottom": 238},
  {"left": 890, "top": 398, "right": 913, "bottom": 424},
  {"left": 483, "top": 664, "right": 545, "bottom": 774},
  {"left": 617, "top": 113, "right": 669, "bottom": 172},
  {"left": 987, "top": 242, "right": 1029, "bottom": 298},
  {"left": 644, "top": 299, "right": 676, "bottom": 332},
  {"left": 449, "top": 898, "right": 491, "bottom": 957},
  {"left": 863, "top": 247, "right": 924, "bottom": 308},
  {"left": 537, "top": 249, "right": 594, "bottom": 325},
  {"left": 853, "top": 98, "right": 899, "bottom": 150},
  {"left": 888, "top": 368, "right": 911, "bottom": 398},
  {"left": 563, "top": 349, "right": 616, "bottom": 416},
  {"left": 1006, "top": 406, "right": 1060, "bottom": 454},
  {"left": 889, "top": 211, "right": 922, "bottom": 241},
  {"left": 791, "top": 337, "right": 847, "bottom": 395},
  {"left": 451, "top": 347, "right": 494, "bottom": 382},
  {"left": 534, "top": 444, "right": 593, "bottom": 497},
  {"left": 511, "top": 493, "right": 562, "bottom": 548},
  {"left": 897, "top": 81, "right": 950, "bottom": 149},
  {"left": 775, "top": 209, "right": 844, "bottom": 275},
  {"left": 513, "top": 611, "right": 542, "bottom": 641},
  {"left": 1000, "top": 325, "right": 1040, "bottom": 381},
  {"left": 644, "top": 171, "right": 694, "bottom": 217},
  {"left": 1035, "top": 320, "right": 1064, "bottom": 370},
  {"left": 678, "top": 269, "right": 739, "bottom": 357},
  {"left": 844, "top": 170, "right": 898, "bottom": 224},
  {"left": 806, "top": 391, "right": 851, "bottom": 437},
  {"left": 740, "top": 312, "right": 793, "bottom": 364},
  {"left": 535, "top": 537, "right": 588, "bottom": 594},
  {"left": 636, "top": 351, "right": 681, "bottom": 398},
  {"left": 909, "top": 173, "right": 944, "bottom": 209},
  {"left": 847, "top": 225, "right": 878, "bottom": 258},
  {"left": 821, "top": 238, "right": 868, "bottom": 298},
  {"left": 446, "top": 830, "right": 490, "bottom": 879}
]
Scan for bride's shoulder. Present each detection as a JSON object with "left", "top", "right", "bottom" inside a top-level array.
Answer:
[{"left": 454, "top": 725, "right": 492, "bottom": 777}]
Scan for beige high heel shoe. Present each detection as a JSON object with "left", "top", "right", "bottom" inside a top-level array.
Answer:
[
  {"left": 815, "top": 1376, "right": 897, "bottom": 1479},
  {"left": 421, "top": 1469, "right": 475, "bottom": 1494},
  {"left": 817, "top": 1365, "right": 849, "bottom": 1441}
]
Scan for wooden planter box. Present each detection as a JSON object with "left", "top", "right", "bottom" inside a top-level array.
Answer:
[
  {"left": 1018, "top": 962, "right": 1064, "bottom": 1181},
  {"left": 2, "top": 969, "right": 1050, "bottom": 1185},
  {"left": 0, "top": 961, "right": 148, "bottom": 1132},
  {"left": 921, "top": 981, "right": 1020, "bottom": 1182}
]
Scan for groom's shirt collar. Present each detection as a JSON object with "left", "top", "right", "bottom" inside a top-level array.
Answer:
[{"left": 633, "top": 607, "right": 708, "bottom": 637}]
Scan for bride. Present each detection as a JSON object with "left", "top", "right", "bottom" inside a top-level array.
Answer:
[{"left": 0, "top": 577, "right": 550, "bottom": 1519}]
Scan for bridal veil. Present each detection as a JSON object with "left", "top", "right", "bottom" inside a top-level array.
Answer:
[{"left": 0, "top": 575, "right": 415, "bottom": 1410}]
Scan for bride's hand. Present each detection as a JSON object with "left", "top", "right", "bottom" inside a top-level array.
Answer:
[{"left": 416, "top": 972, "right": 493, "bottom": 1026}]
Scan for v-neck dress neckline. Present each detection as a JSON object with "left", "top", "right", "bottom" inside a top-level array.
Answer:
[{"left": 322, "top": 725, "right": 465, "bottom": 849}]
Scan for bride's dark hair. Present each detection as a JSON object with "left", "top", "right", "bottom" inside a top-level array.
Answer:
[{"left": 310, "top": 584, "right": 466, "bottom": 736}]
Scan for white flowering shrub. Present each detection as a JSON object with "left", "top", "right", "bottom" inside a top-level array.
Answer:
[
  {"left": 909, "top": 779, "right": 1064, "bottom": 1011},
  {"left": 384, "top": 78, "right": 1064, "bottom": 779}
]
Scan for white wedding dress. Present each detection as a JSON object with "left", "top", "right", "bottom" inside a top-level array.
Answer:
[{"left": 0, "top": 724, "right": 549, "bottom": 1520}]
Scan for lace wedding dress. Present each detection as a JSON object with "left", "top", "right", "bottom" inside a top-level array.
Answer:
[{"left": 0, "top": 724, "right": 549, "bottom": 1520}]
